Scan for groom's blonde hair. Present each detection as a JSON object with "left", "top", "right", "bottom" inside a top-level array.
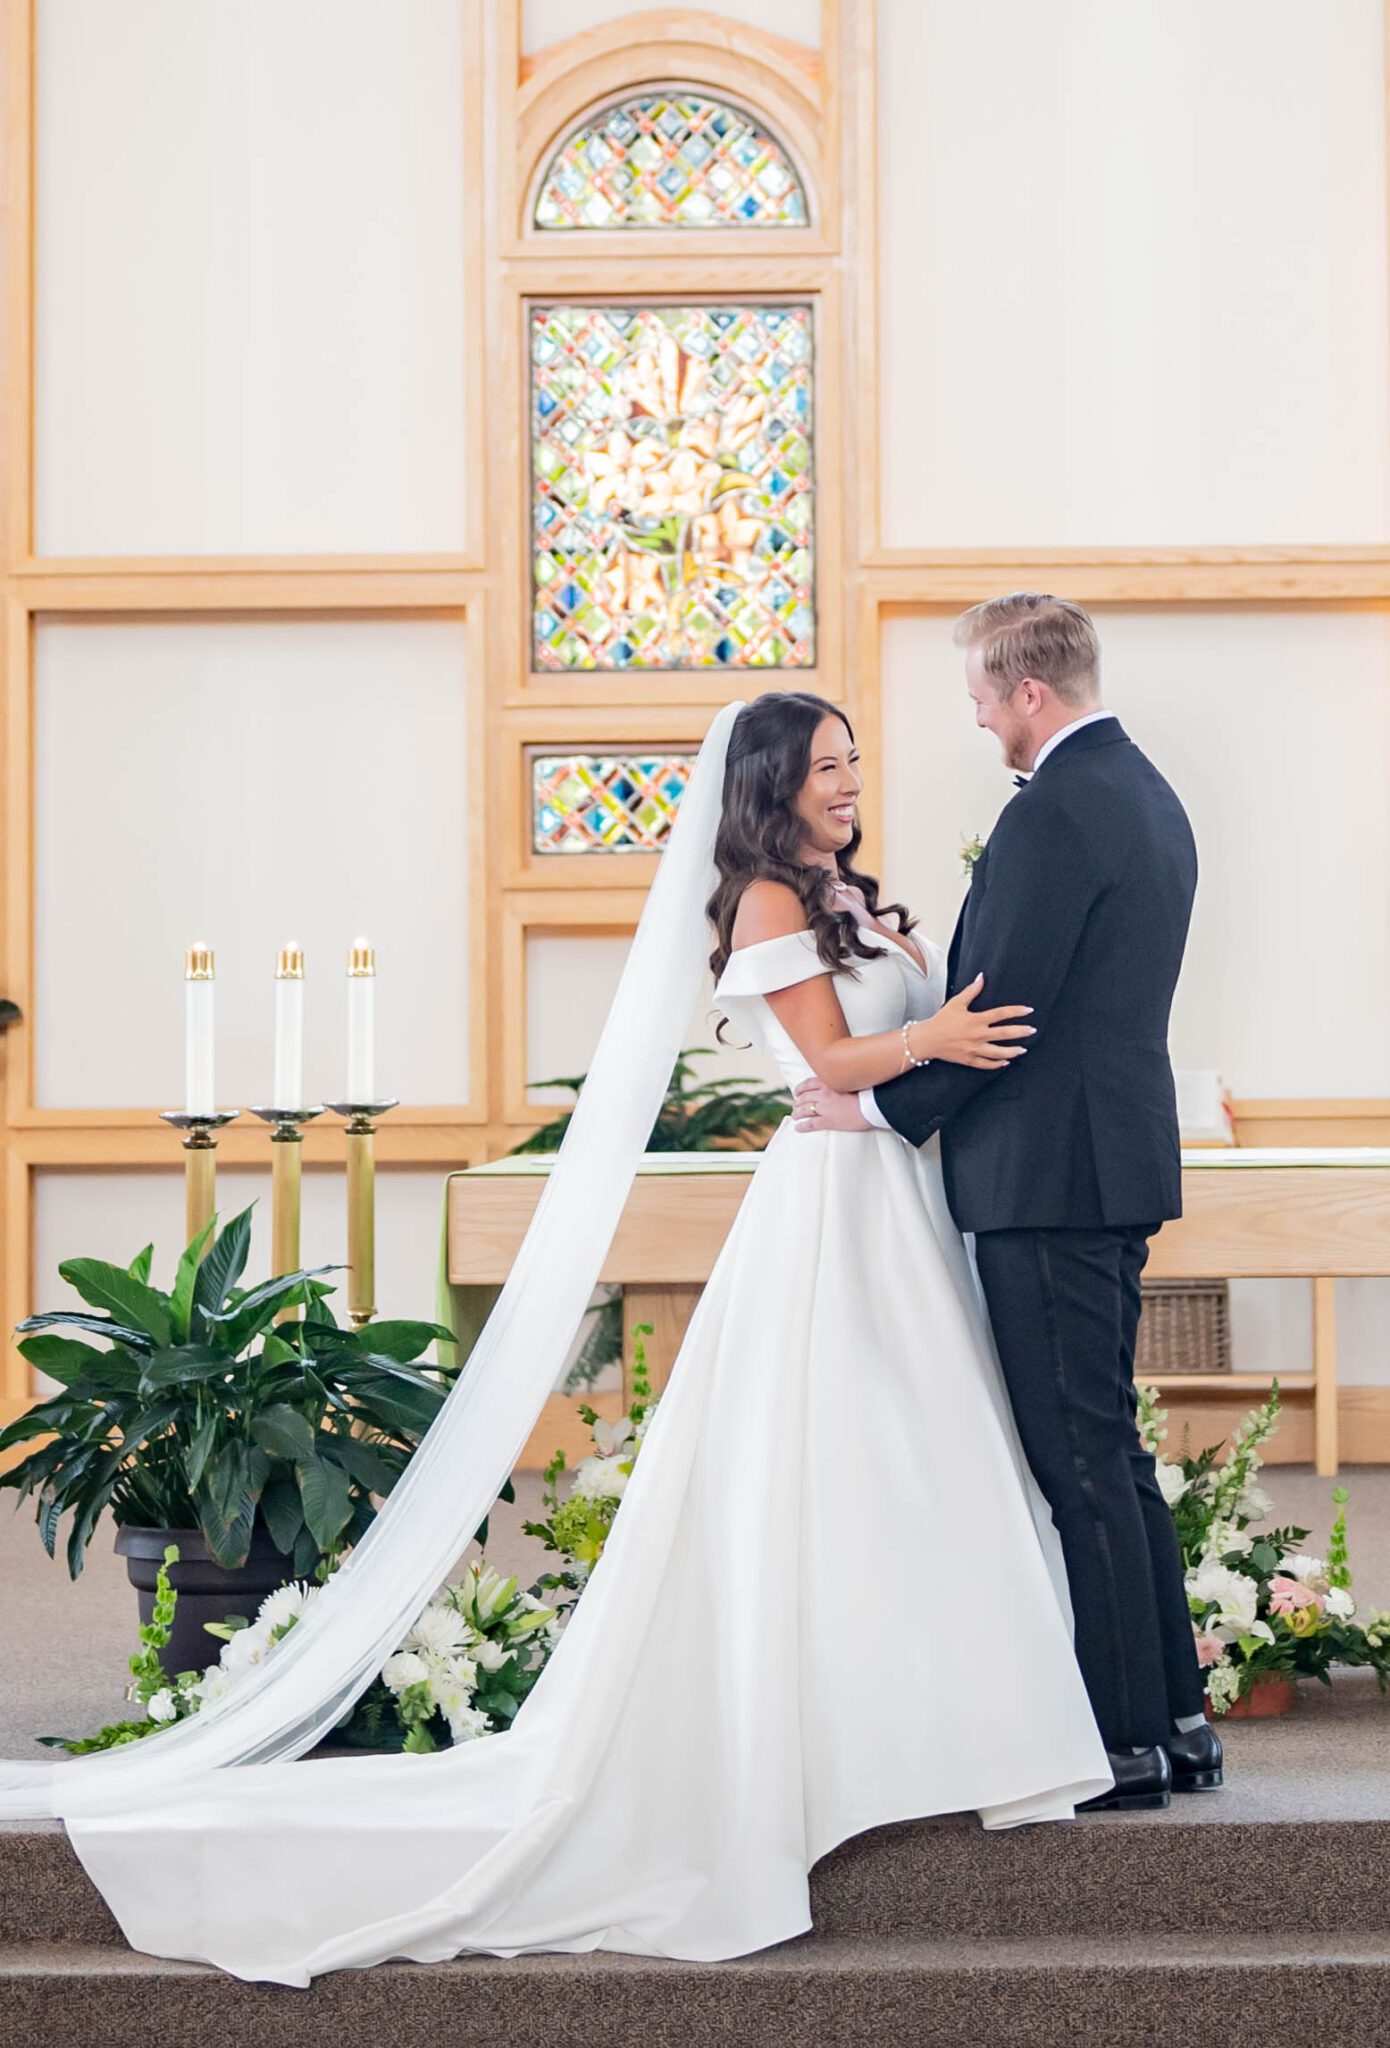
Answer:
[{"left": 955, "top": 592, "right": 1100, "bottom": 707}]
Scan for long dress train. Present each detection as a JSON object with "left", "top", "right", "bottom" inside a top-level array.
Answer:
[{"left": 58, "top": 922, "right": 1109, "bottom": 1984}]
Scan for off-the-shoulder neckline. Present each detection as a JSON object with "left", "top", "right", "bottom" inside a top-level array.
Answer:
[{"left": 722, "top": 926, "right": 932, "bottom": 983}]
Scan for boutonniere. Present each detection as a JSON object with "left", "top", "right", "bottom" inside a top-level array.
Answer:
[{"left": 960, "top": 833, "right": 985, "bottom": 878}]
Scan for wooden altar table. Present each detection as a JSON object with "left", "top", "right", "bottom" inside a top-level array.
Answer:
[{"left": 444, "top": 1149, "right": 1390, "bottom": 1477}]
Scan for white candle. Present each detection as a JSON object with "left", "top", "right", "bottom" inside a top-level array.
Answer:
[
  {"left": 274, "top": 943, "right": 305, "bottom": 1109},
  {"left": 184, "top": 943, "right": 215, "bottom": 1116},
  {"left": 346, "top": 936, "right": 375, "bottom": 1101}
]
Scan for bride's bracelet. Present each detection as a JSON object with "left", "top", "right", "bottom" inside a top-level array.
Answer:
[{"left": 900, "top": 1021, "right": 930, "bottom": 1072}]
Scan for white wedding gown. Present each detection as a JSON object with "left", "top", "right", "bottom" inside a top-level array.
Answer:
[{"left": 51, "top": 915, "right": 1110, "bottom": 1985}]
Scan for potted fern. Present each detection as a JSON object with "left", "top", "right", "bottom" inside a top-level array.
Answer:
[{"left": 0, "top": 1204, "right": 459, "bottom": 1675}]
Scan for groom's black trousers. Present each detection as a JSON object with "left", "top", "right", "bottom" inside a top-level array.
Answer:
[{"left": 972, "top": 1224, "right": 1205, "bottom": 1750}]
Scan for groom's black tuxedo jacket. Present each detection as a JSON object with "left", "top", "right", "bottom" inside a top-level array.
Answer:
[{"left": 876, "top": 718, "right": 1197, "bottom": 1233}]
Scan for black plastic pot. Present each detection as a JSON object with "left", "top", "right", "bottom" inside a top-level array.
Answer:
[{"left": 114, "top": 1523, "right": 298, "bottom": 1679}]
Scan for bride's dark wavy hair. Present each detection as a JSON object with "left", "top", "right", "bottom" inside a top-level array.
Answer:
[{"left": 706, "top": 691, "right": 917, "bottom": 984}]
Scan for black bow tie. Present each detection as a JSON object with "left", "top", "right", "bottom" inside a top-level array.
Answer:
[{"left": 1012, "top": 773, "right": 1030, "bottom": 790}]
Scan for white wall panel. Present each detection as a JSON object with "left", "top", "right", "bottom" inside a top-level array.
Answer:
[
  {"left": 523, "top": 0, "right": 819, "bottom": 53},
  {"left": 877, "top": 0, "right": 1389, "bottom": 545},
  {"left": 35, "top": 618, "right": 472, "bottom": 1107},
  {"left": 35, "top": 0, "right": 469, "bottom": 554},
  {"left": 525, "top": 932, "right": 786, "bottom": 1109}
]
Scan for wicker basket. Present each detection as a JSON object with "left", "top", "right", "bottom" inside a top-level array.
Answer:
[{"left": 1136, "top": 1278, "right": 1231, "bottom": 1375}]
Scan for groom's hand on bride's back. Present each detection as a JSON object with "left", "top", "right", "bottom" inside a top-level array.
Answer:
[{"left": 792, "top": 1078, "right": 871, "bottom": 1132}]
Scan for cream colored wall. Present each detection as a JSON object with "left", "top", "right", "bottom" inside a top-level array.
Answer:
[
  {"left": 34, "top": 616, "right": 473, "bottom": 1109},
  {"left": 34, "top": 0, "right": 470, "bottom": 553},
  {"left": 876, "top": 0, "right": 1389, "bottom": 546},
  {"left": 873, "top": 0, "right": 1390, "bottom": 1396},
  {"left": 526, "top": 932, "right": 787, "bottom": 1110}
]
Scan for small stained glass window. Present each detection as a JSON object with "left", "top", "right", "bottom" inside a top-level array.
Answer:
[
  {"left": 531, "top": 751, "right": 697, "bottom": 855},
  {"left": 534, "top": 91, "right": 808, "bottom": 232},
  {"left": 531, "top": 303, "right": 815, "bottom": 671}
]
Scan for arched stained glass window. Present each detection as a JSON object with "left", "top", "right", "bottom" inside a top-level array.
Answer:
[{"left": 534, "top": 90, "right": 808, "bottom": 231}]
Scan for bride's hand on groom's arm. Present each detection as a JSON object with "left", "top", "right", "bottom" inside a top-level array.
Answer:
[
  {"left": 914, "top": 974, "right": 1036, "bottom": 1070},
  {"left": 791, "top": 977, "right": 1033, "bottom": 1133}
]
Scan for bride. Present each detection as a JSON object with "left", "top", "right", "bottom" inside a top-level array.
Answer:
[{"left": 0, "top": 694, "right": 1110, "bottom": 1984}]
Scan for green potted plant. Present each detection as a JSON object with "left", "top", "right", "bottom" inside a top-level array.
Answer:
[{"left": 0, "top": 1204, "right": 460, "bottom": 1675}]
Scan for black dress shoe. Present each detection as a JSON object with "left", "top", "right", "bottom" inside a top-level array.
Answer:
[
  {"left": 1076, "top": 1746, "right": 1172, "bottom": 1812},
  {"left": 1164, "top": 1721, "right": 1223, "bottom": 1791}
]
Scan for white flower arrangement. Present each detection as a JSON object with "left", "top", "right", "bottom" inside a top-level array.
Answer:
[
  {"left": 1138, "top": 1383, "right": 1390, "bottom": 1715},
  {"left": 43, "top": 1340, "right": 664, "bottom": 1760}
]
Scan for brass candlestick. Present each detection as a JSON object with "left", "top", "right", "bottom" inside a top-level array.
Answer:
[
  {"left": 325, "top": 1099, "right": 398, "bottom": 1328},
  {"left": 158, "top": 1110, "right": 241, "bottom": 1249},
  {"left": 248, "top": 1105, "right": 325, "bottom": 1321}
]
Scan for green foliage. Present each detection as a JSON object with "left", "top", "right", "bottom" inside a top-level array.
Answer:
[
  {"left": 1, "top": 1206, "right": 458, "bottom": 1577},
  {"left": 523, "top": 1324, "right": 655, "bottom": 1600},
  {"left": 1147, "top": 1384, "right": 1390, "bottom": 1711},
  {"left": 511, "top": 1050, "right": 790, "bottom": 1157},
  {"left": 1328, "top": 1487, "right": 1352, "bottom": 1591},
  {"left": 38, "top": 1542, "right": 195, "bottom": 1753}
]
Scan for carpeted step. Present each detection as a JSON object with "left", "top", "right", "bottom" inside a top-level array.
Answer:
[
  {"left": 6, "top": 1808, "right": 1390, "bottom": 1950},
  {"left": 3, "top": 1932, "right": 1388, "bottom": 2048},
  {"left": 811, "top": 1809, "right": 1390, "bottom": 1936}
]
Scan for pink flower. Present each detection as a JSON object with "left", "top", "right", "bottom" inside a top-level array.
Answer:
[
  {"left": 1192, "top": 1628, "right": 1226, "bottom": 1668},
  {"left": 1268, "top": 1575, "right": 1323, "bottom": 1617}
]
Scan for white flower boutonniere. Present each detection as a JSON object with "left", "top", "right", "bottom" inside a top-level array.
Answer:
[{"left": 960, "top": 833, "right": 985, "bottom": 878}]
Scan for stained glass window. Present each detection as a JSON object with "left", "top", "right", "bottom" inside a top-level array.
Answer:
[
  {"left": 531, "top": 303, "right": 815, "bottom": 671},
  {"left": 534, "top": 92, "right": 808, "bottom": 232},
  {"left": 531, "top": 750, "right": 696, "bottom": 855}
]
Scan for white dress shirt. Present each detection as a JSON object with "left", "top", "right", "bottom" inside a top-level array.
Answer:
[{"left": 858, "top": 710, "right": 1115, "bottom": 1131}]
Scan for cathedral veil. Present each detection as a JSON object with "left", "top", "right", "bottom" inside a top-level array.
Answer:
[{"left": 0, "top": 701, "right": 746, "bottom": 1823}]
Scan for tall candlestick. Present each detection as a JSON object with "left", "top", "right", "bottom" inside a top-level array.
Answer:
[
  {"left": 346, "top": 937, "right": 375, "bottom": 1101},
  {"left": 274, "top": 942, "right": 305, "bottom": 1110},
  {"left": 184, "top": 943, "right": 214, "bottom": 1116}
]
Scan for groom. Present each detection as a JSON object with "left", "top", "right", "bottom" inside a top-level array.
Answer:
[{"left": 794, "top": 592, "right": 1218, "bottom": 1811}]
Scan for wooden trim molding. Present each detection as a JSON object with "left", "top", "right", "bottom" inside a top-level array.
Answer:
[
  {"left": 1230, "top": 1100, "right": 1390, "bottom": 1148},
  {"left": 11, "top": 565, "right": 486, "bottom": 611},
  {"left": 866, "top": 553, "right": 1390, "bottom": 607},
  {"left": 511, "top": 8, "right": 831, "bottom": 259}
]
